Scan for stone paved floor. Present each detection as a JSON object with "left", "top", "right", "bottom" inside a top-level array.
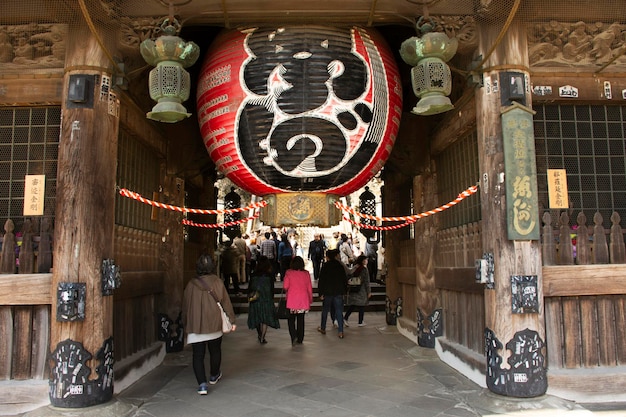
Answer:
[{"left": 15, "top": 312, "right": 626, "bottom": 417}]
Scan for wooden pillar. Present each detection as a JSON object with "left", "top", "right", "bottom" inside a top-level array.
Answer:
[
  {"left": 381, "top": 169, "right": 404, "bottom": 325},
  {"left": 49, "top": 22, "right": 119, "bottom": 407},
  {"left": 413, "top": 173, "right": 442, "bottom": 347},
  {"left": 476, "top": 19, "right": 547, "bottom": 397},
  {"left": 159, "top": 174, "right": 185, "bottom": 321}
]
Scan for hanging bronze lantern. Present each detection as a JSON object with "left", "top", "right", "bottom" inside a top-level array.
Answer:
[
  {"left": 223, "top": 187, "right": 241, "bottom": 240},
  {"left": 400, "top": 17, "right": 458, "bottom": 116},
  {"left": 359, "top": 186, "right": 377, "bottom": 239},
  {"left": 140, "top": 18, "right": 199, "bottom": 123}
]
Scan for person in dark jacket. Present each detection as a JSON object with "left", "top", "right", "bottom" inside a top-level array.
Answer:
[
  {"left": 277, "top": 233, "right": 294, "bottom": 281},
  {"left": 182, "top": 253, "right": 237, "bottom": 395},
  {"left": 247, "top": 256, "right": 280, "bottom": 343},
  {"left": 308, "top": 233, "right": 326, "bottom": 281},
  {"left": 221, "top": 240, "right": 243, "bottom": 296},
  {"left": 343, "top": 255, "right": 372, "bottom": 327},
  {"left": 317, "top": 249, "right": 348, "bottom": 338}
]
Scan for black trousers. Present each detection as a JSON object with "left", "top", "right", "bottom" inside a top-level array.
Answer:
[
  {"left": 223, "top": 272, "right": 241, "bottom": 292},
  {"left": 344, "top": 304, "right": 365, "bottom": 324},
  {"left": 191, "top": 337, "right": 222, "bottom": 385},
  {"left": 287, "top": 312, "right": 305, "bottom": 343},
  {"left": 311, "top": 257, "right": 323, "bottom": 280},
  {"left": 280, "top": 256, "right": 292, "bottom": 280}
]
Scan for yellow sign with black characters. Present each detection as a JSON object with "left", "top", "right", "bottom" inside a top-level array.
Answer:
[
  {"left": 24, "top": 175, "right": 45, "bottom": 216},
  {"left": 547, "top": 169, "right": 569, "bottom": 209}
]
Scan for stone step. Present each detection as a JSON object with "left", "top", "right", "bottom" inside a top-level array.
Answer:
[{"left": 229, "top": 281, "right": 387, "bottom": 314}]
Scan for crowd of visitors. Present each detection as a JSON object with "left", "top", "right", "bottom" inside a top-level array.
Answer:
[{"left": 183, "top": 228, "right": 386, "bottom": 394}]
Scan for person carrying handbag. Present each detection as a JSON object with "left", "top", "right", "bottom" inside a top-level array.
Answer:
[
  {"left": 247, "top": 256, "right": 280, "bottom": 344},
  {"left": 182, "top": 253, "right": 237, "bottom": 395},
  {"left": 343, "top": 255, "right": 371, "bottom": 327}
]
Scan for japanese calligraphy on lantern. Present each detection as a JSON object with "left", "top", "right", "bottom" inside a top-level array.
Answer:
[
  {"left": 197, "top": 26, "right": 402, "bottom": 196},
  {"left": 23, "top": 175, "right": 45, "bottom": 216},
  {"left": 501, "top": 103, "right": 539, "bottom": 240},
  {"left": 547, "top": 169, "right": 569, "bottom": 209}
]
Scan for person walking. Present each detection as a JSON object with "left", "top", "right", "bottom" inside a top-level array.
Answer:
[
  {"left": 221, "top": 240, "right": 243, "bottom": 296},
  {"left": 278, "top": 233, "right": 294, "bottom": 281},
  {"left": 343, "top": 255, "right": 371, "bottom": 327},
  {"left": 259, "top": 232, "right": 276, "bottom": 267},
  {"left": 283, "top": 256, "right": 313, "bottom": 346},
  {"left": 364, "top": 239, "right": 378, "bottom": 283},
  {"left": 233, "top": 233, "right": 248, "bottom": 283},
  {"left": 317, "top": 249, "right": 348, "bottom": 339},
  {"left": 248, "top": 237, "right": 259, "bottom": 276},
  {"left": 339, "top": 233, "right": 355, "bottom": 266},
  {"left": 247, "top": 256, "right": 280, "bottom": 344},
  {"left": 308, "top": 233, "right": 326, "bottom": 281},
  {"left": 271, "top": 231, "right": 281, "bottom": 279},
  {"left": 182, "top": 253, "right": 237, "bottom": 395}
]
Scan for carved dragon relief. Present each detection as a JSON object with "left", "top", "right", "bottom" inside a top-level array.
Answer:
[
  {"left": 0, "top": 24, "right": 67, "bottom": 72},
  {"left": 528, "top": 21, "right": 626, "bottom": 68}
]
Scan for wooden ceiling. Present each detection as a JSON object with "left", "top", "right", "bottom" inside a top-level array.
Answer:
[{"left": 119, "top": 0, "right": 473, "bottom": 28}]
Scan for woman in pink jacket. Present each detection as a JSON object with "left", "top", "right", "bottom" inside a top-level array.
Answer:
[{"left": 283, "top": 256, "right": 313, "bottom": 346}]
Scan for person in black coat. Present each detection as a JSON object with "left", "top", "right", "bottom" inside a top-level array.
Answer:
[
  {"left": 317, "top": 249, "right": 348, "bottom": 338},
  {"left": 308, "top": 233, "right": 326, "bottom": 281}
]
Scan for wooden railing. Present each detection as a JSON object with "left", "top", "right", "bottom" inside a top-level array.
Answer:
[
  {"left": 0, "top": 274, "right": 51, "bottom": 380},
  {"left": 542, "top": 210, "right": 626, "bottom": 266},
  {"left": 0, "top": 218, "right": 53, "bottom": 274}
]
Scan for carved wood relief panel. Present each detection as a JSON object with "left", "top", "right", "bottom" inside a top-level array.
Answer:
[
  {"left": 529, "top": 21, "right": 626, "bottom": 68},
  {"left": 0, "top": 24, "right": 67, "bottom": 72}
]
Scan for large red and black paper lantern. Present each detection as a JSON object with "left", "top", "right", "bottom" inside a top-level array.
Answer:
[{"left": 197, "top": 26, "right": 402, "bottom": 196}]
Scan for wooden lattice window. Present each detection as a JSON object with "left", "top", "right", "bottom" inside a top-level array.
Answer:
[
  {"left": 535, "top": 104, "right": 626, "bottom": 224},
  {"left": 115, "top": 130, "right": 160, "bottom": 232},
  {"left": 0, "top": 107, "right": 59, "bottom": 232},
  {"left": 436, "top": 131, "right": 481, "bottom": 229}
]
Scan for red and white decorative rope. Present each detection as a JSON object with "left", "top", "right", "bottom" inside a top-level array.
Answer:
[
  {"left": 182, "top": 213, "right": 260, "bottom": 229},
  {"left": 342, "top": 216, "right": 417, "bottom": 231},
  {"left": 335, "top": 184, "right": 478, "bottom": 222},
  {"left": 119, "top": 188, "right": 267, "bottom": 215}
]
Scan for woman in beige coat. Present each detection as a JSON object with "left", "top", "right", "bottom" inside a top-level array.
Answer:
[{"left": 182, "top": 253, "right": 237, "bottom": 395}]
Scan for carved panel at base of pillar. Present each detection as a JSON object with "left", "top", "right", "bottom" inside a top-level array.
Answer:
[
  {"left": 385, "top": 296, "right": 403, "bottom": 325},
  {"left": 260, "top": 193, "right": 341, "bottom": 227},
  {"left": 485, "top": 328, "right": 547, "bottom": 398},
  {"left": 158, "top": 312, "right": 184, "bottom": 353},
  {"left": 49, "top": 337, "right": 114, "bottom": 408},
  {"left": 417, "top": 308, "right": 443, "bottom": 348}
]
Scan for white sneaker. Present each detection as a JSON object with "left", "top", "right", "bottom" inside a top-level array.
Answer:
[
  {"left": 358, "top": 322, "right": 366, "bottom": 327},
  {"left": 332, "top": 320, "right": 338, "bottom": 328},
  {"left": 343, "top": 319, "right": 350, "bottom": 327}
]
